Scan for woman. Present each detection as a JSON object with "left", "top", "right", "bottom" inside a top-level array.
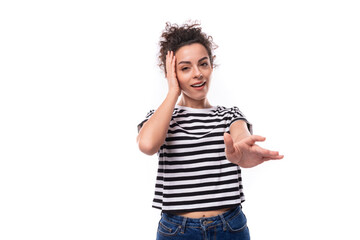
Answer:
[{"left": 137, "top": 21, "right": 283, "bottom": 240}]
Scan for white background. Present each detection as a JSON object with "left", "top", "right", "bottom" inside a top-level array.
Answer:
[{"left": 1, "top": 0, "right": 359, "bottom": 239}]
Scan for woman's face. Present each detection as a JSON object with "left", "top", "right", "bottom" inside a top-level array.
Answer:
[{"left": 175, "top": 43, "right": 213, "bottom": 104}]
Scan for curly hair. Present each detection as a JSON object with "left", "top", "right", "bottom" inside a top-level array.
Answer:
[{"left": 158, "top": 21, "right": 217, "bottom": 74}]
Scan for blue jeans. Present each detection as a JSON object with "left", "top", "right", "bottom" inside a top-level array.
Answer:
[{"left": 156, "top": 206, "right": 250, "bottom": 240}]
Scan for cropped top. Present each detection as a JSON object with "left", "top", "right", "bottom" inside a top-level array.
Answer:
[{"left": 138, "top": 105, "right": 252, "bottom": 213}]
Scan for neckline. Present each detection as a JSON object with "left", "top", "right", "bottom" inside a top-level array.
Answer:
[{"left": 175, "top": 104, "right": 218, "bottom": 112}]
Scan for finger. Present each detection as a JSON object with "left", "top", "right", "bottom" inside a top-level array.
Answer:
[
  {"left": 166, "top": 51, "right": 170, "bottom": 74},
  {"left": 263, "top": 155, "right": 284, "bottom": 161},
  {"left": 243, "top": 135, "right": 266, "bottom": 145},
  {"left": 253, "top": 145, "right": 283, "bottom": 158},
  {"left": 262, "top": 149, "right": 279, "bottom": 156},
  {"left": 167, "top": 52, "right": 174, "bottom": 73},
  {"left": 223, "top": 133, "right": 235, "bottom": 154},
  {"left": 169, "top": 51, "right": 173, "bottom": 64},
  {"left": 260, "top": 150, "right": 283, "bottom": 159},
  {"left": 172, "top": 54, "right": 176, "bottom": 73},
  {"left": 274, "top": 155, "right": 284, "bottom": 159}
]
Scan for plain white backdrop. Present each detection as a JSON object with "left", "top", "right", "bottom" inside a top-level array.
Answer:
[{"left": 1, "top": 0, "right": 359, "bottom": 239}]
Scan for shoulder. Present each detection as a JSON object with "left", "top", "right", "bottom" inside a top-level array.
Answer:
[
  {"left": 172, "top": 106, "right": 186, "bottom": 116},
  {"left": 216, "top": 106, "right": 245, "bottom": 116},
  {"left": 145, "top": 109, "right": 155, "bottom": 118},
  {"left": 216, "top": 106, "right": 240, "bottom": 111},
  {"left": 143, "top": 107, "right": 185, "bottom": 119}
]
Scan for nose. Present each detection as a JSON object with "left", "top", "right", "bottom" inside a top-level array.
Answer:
[{"left": 193, "top": 67, "right": 203, "bottom": 79}]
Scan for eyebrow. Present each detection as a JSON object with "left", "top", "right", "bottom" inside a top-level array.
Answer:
[{"left": 178, "top": 56, "right": 209, "bottom": 65}]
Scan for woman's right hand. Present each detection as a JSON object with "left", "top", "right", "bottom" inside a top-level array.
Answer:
[
  {"left": 137, "top": 51, "right": 181, "bottom": 155},
  {"left": 166, "top": 51, "right": 181, "bottom": 97}
]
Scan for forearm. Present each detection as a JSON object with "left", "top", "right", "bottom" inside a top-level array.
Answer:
[
  {"left": 137, "top": 91, "right": 178, "bottom": 155},
  {"left": 230, "top": 120, "right": 251, "bottom": 143}
]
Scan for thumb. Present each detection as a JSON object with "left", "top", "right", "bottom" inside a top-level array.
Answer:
[{"left": 223, "top": 133, "right": 235, "bottom": 154}]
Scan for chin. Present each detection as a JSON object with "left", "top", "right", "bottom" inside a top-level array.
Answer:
[{"left": 182, "top": 93, "right": 209, "bottom": 102}]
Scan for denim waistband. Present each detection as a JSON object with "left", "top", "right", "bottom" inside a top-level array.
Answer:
[{"left": 161, "top": 206, "right": 242, "bottom": 231}]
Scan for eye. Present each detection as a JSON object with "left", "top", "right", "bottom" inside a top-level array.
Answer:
[
  {"left": 181, "top": 67, "right": 190, "bottom": 71},
  {"left": 200, "top": 62, "right": 209, "bottom": 67}
]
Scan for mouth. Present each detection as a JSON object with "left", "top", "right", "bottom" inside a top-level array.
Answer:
[{"left": 191, "top": 81, "right": 206, "bottom": 88}]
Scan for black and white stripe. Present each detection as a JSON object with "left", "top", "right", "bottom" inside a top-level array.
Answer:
[{"left": 138, "top": 105, "right": 252, "bottom": 213}]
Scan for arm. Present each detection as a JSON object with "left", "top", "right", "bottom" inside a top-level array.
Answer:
[
  {"left": 224, "top": 120, "right": 284, "bottom": 168},
  {"left": 137, "top": 51, "right": 181, "bottom": 155},
  {"left": 137, "top": 92, "right": 178, "bottom": 155}
]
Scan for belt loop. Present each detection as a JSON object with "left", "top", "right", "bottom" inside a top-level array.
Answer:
[
  {"left": 220, "top": 213, "right": 227, "bottom": 231},
  {"left": 180, "top": 217, "right": 187, "bottom": 234}
]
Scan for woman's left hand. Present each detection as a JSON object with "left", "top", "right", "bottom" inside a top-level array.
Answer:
[{"left": 224, "top": 133, "right": 284, "bottom": 168}]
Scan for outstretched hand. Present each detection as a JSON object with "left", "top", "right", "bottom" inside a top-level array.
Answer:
[{"left": 224, "top": 133, "right": 284, "bottom": 168}]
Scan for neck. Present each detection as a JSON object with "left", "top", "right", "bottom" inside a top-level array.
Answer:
[{"left": 177, "top": 95, "right": 212, "bottom": 109}]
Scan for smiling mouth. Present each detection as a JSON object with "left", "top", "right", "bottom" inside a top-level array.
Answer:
[{"left": 191, "top": 81, "right": 206, "bottom": 88}]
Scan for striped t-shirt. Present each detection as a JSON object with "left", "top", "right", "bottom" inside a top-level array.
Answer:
[{"left": 138, "top": 105, "right": 253, "bottom": 213}]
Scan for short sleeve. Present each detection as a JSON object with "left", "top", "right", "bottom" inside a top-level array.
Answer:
[
  {"left": 229, "top": 107, "right": 253, "bottom": 134},
  {"left": 137, "top": 110, "right": 155, "bottom": 133}
]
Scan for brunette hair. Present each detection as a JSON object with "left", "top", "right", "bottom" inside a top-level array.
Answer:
[{"left": 158, "top": 21, "right": 217, "bottom": 74}]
